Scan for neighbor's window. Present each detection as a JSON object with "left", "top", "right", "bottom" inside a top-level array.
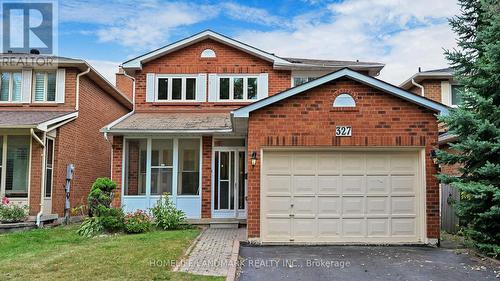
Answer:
[
  {"left": 177, "top": 139, "right": 200, "bottom": 195},
  {"left": 5, "top": 136, "right": 30, "bottom": 198},
  {"left": 218, "top": 76, "right": 258, "bottom": 101},
  {"left": 124, "top": 139, "right": 148, "bottom": 196},
  {"left": 151, "top": 139, "right": 173, "bottom": 195},
  {"left": 0, "top": 72, "right": 22, "bottom": 102},
  {"left": 45, "top": 138, "right": 54, "bottom": 198},
  {"left": 33, "top": 71, "right": 56, "bottom": 102},
  {"left": 333, "top": 93, "right": 356, "bottom": 107},
  {"left": 451, "top": 85, "right": 464, "bottom": 106},
  {"left": 292, "top": 77, "right": 316, "bottom": 87},
  {"left": 156, "top": 76, "right": 196, "bottom": 101}
]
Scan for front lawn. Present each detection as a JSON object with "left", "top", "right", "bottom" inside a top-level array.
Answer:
[{"left": 0, "top": 225, "right": 223, "bottom": 281}]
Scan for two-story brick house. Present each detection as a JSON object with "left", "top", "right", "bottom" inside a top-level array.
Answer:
[
  {"left": 0, "top": 54, "right": 132, "bottom": 224},
  {"left": 104, "top": 30, "right": 449, "bottom": 244}
]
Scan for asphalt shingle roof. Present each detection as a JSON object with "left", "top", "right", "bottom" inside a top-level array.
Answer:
[{"left": 0, "top": 111, "right": 75, "bottom": 127}]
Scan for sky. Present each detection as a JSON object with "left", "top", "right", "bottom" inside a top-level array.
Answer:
[{"left": 53, "top": 0, "right": 460, "bottom": 85}]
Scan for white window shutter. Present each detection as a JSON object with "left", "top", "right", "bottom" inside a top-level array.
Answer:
[
  {"left": 196, "top": 73, "right": 207, "bottom": 102},
  {"left": 257, "top": 73, "right": 269, "bottom": 100},
  {"left": 208, "top": 74, "right": 218, "bottom": 102},
  {"left": 146, "top": 73, "right": 155, "bottom": 102},
  {"left": 55, "top": 68, "right": 65, "bottom": 103},
  {"left": 21, "top": 69, "right": 32, "bottom": 103}
]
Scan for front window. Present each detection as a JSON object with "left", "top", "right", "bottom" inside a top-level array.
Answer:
[
  {"left": 5, "top": 136, "right": 30, "bottom": 198},
  {"left": 0, "top": 72, "right": 22, "bottom": 102},
  {"left": 156, "top": 76, "right": 196, "bottom": 101},
  {"left": 218, "top": 76, "right": 258, "bottom": 101},
  {"left": 45, "top": 138, "right": 54, "bottom": 198},
  {"left": 451, "top": 85, "right": 464, "bottom": 106},
  {"left": 178, "top": 139, "right": 200, "bottom": 195},
  {"left": 124, "top": 139, "right": 147, "bottom": 196},
  {"left": 33, "top": 71, "right": 56, "bottom": 102},
  {"left": 292, "top": 77, "right": 316, "bottom": 87},
  {"left": 151, "top": 140, "right": 173, "bottom": 195}
]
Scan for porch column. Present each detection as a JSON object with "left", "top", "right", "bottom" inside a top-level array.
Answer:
[
  {"left": 201, "top": 136, "right": 212, "bottom": 218},
  {"left": 111, "top": 136, "right": 123, "bottom": 208}
]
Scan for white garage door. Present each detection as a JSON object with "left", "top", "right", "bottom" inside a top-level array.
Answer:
[{"left": 261, "top": 150, "right": 423, "bottom": 243}]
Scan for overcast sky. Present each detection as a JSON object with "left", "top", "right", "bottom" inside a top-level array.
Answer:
[{"left": 54, "top": 0, "right": 459, "bottom": 85}]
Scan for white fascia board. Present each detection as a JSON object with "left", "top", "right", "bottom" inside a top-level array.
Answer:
[
  {"left": 400, "top": 72, "right": 454, "bottom": 89},
  {"left": 37, "top": 112, "right": 79, "bottom": 131},
  {"left": 233, "top": 68, "right": 450, "bottom": 118},
  {"left": 122, "top": 30, "right": 291, "bottom": 69},
  {"left": 100, "top": 111, "right": 136, "bottom": 133},
  {"left": 105, "top": 129, "right": 233, "bottom": 134}
]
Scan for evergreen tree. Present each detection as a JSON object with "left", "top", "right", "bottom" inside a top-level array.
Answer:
[{"left": 437, "top": 0, "right": 500, "bottom": 257}]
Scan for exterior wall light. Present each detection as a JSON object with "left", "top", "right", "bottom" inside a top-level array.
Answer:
[{"left": 251, "top": 151, "right": 257, "bottom": 167}]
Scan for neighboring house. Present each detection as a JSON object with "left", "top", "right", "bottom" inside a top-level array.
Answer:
[
  {"left": 103, "top": 30, "right": 449, "bottom": 245},
  {"left": 0, "top": 53, "right": 132, "bottom": 221},
  {"left": 400, "top": 68, "right": 461, "bottom": 175}
]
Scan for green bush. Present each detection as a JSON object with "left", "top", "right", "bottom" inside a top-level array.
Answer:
[
  {"left": 98, "top": 206, "right": 125, "bottom": 233},
  {"left": 150, "top": 193, "right": 187, "bottom": 230},
  {"left": 88, "top": 178, "right": 117, "bottom": 216},
  {"left": 124, "top": 210, "right": 152, "bottom": 234},
  {"left": 0, "top": 200, "right": 28, "bottom": 223},
  {"left": 77, "top": 217, "right": 104, "bottom": 238}
]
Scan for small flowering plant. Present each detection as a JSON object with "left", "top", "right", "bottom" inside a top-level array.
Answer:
[
  {"left": 124, "top": 210, "right": 152, "bottom": 234},
  {"left": 0, "top": 197, "right": 29, "bottom": 223}
]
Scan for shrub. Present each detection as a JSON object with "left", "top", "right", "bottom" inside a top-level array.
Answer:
[
  {"left": 77, "top": 217, "right": 103, "bottom": 238},
  {"left": 0, "top": 197, "right": 28, "bottom": 223},
  {"left": 88, "top": 178, "right": 117, "bottom": 216},
  {"left": 150, "top": 193, "right": 187, "bottom": 230},
  {"left": 124, "top": 210, "right": 152, "bottom": 234},
  {"left": 98, "top": 206, "right": 125, "bottom": 232}
]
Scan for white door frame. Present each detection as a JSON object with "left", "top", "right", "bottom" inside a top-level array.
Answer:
[{"left": 212, "top": 147, "right": 247, "bottom": 219}]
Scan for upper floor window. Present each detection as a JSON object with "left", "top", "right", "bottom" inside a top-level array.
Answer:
[
  {"left": 292, "top": 76, "right": 316, "bottom": 87},
  {"left": 333, "top": 93, "right": 356, "bottom": 107},
  {"left": 218, "top": 76, "right": 258, "bottom": 101},
  {"left": 0, "top": 72, "right": 22, "bottom": 102},
  {"left": 33, "top": 71, "right": 56, "bottom": 102},
  {"left": 201, "top": 49, "right": 216, "bottom": 58},
  {"left": 451, "top": 85, "right": 464, "bottom": 106},
  {"left": 157, "top": 76, "right": 197, "bottom": 101}
]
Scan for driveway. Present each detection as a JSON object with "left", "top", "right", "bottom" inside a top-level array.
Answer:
[{"left": 237, "top": 245, "right": 499, "bottom": 281}]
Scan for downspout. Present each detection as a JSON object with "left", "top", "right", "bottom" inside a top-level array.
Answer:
[
  {"left": 75, "top": 67, "right": 91, "bottom": 111},
  {"left": 411, "top": 78, "right": 425, "bottom": 97},
  {"left": 31, "top": 129, "right": 46, "bottom": 227}
]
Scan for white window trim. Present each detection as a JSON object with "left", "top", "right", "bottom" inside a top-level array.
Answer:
[
  {"left": 217, "top": 75, "right": 259, "bottom": 102},
  {"left": 45, "top": 137, "right": 55, "bottom": 199},
  {"left": 155, "top": 74, "right": 198, "bottom": 102},
  {"left": 0, "top": 134, "right": 31, "bottom": 199},
  {"left": 0, "top": 72, "right": 23, "bottom": 103},
  {"left": 122, "top": 136, "right": 202, "bottom": 202},
  {"left": 32, "top": 71, "right": 57, "bottom": 103}
]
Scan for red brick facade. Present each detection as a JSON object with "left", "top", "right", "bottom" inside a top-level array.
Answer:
[
  {"left": 408, "top": 80, "right": 442, "bottom": 103},
  {"left": 246, "top": 78, "right": 440, "bottom": 239}
]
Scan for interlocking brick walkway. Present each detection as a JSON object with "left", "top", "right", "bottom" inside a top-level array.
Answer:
[{"left": 176, "top": 227, "right": 244, "bottom": 276}]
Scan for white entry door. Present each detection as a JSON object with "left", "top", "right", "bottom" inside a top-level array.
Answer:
[
  {"left": 261, "top": 150, "right": 424, "bottom": 243},
  {"left": 213, "top": 149, "right": 246, "bottom": 218}
]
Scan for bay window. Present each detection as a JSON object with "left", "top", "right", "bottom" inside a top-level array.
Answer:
[
  {"left": 218, "top": 76, "right": 258, "bottom": 101},
  {"left": 0, "top": 72, "right": 22, "bottom": 102},
  {"left": 156, "top": 76, "right": 197, "bottom": 101},
  {"left": 33, "top": 71, "right": 56, "bottom": 102},
  {"left": 124, "top": 138, "right": 201, "bottom": 197}
]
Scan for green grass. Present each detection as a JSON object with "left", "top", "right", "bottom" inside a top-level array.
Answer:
[{"left": 0, "top": 225, "right": 224, "bottom": 281}]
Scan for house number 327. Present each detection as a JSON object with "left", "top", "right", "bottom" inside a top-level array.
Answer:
[{"left": 336, "top": 126, "right": 352, "bottom": 137}]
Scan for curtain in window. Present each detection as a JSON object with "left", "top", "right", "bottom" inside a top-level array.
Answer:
[
  {"left": 47, "top": 73, "right": 56, "bottom": 102},
  {"left": 0, "top": 73, "right": 10, "bottom": 101},
  {"left": 34, "top": 72, "right": 45, "bottom": 102},
  {"left": 12, "top": 73, "right": 22, "bottom": 101}
]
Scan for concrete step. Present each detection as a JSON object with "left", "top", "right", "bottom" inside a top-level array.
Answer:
[{"left": 209, "top": 221, "right": 240, "bottom": 229}]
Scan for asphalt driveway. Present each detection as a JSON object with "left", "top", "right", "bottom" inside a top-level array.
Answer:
[{"left": 237, "top": 245, "right": 499, "bottom": 281}]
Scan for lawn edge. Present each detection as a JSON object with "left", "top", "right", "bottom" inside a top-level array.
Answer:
[{"left": 172, "top": 226, "right": 207, "bottom": 272}]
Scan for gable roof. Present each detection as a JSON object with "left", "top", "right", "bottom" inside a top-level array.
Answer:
[
  {"left": 232, "top": 68, "right": 450, "bottom": 118},
  {"left": 121, "top": 30, "right": 384, "bottom": 75},
  {"left": 400, "top": 67, "right": 455, "bottom": 90}
]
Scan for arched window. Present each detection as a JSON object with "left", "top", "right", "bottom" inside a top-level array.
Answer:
[
  {"left": 333, "top": 93, "right": 356, "bottom": 107},
  {"left": 201, "top": 49, "right": 216, "bottom": 58}
]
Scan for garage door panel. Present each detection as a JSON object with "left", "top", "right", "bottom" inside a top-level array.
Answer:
[
  {"left": 366, "top": 176, "right": 390, "bottom": 194},
  {"left": 391, "top": 218, "right": 416, "bottom": 236},
  {"left": 265, "top": 197, "right": 291, "bottom": 216},
  {"left": 318, "top": 176, "right": 341, "bottom": 194},
  {"left": 342, "top": 219, "right": 366, "bottom": 237},
  {"left": 266, "top": 153, "right": 292, "bottom": 174},
  {"left": 391, "top": 176, "right": 416, "bottom": 194},
  {"left": 391, "top": 197, "right": 416, "bottom": 215},
  {"left": 367, "top": 219, "right": 389, "bottom": 236},
  {"left": 366, "top": 155, "right": 390, "bottom": 174},
  {"left": 342, "top": 176, "right": 366, "bottom": 194},
  {"left": 293, "top": 176, "right": 316, "bottom": 194},
  {"left": 293, "top": 219, "right": 316, "bottom": 240},
  {"left": 265, "top": 175, "right": 291, "bottom": 195},
  {"left": 293, "top": 153, "right": 316, "bottom": 174},
  {"left": 265, "top": 218, "right": 291, "bottom": 240},
  {"left": 318, "top": 197, "right": 341, "bottom": 216},
  {"left": 366, "top": 197, "right": 389, "bottom": 215},
  {"left": 294, "top": 196, "right": 316, "bottom": 216},
  {"left": 390, "top": 154, "right": 417, "bottom": 174},
  {"left": 317, "top": 153, "right": 340, "bottom": 174},
  {"left": 342, "top": 153, "right": 366, "bottom": 174},
  {"left": 342, "top": 197, "right": 365, "bottom": 216},
  {"left": 318, "top": 219, "right": 341, "bottom": 237}
]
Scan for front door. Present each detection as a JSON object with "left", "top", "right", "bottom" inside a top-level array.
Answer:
[{"left": 213, "top": 149, "right": 246, "bottom": 218}]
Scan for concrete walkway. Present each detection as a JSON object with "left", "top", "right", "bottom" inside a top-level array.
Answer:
[{"left": 176, "top": 227, "right": 245, "bottom": 277}]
